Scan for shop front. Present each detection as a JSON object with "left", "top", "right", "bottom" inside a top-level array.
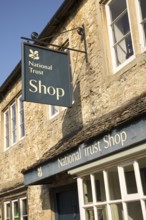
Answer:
[
  {"left": 69, "top": 143, "right": 146, "bottom": 220},
  {"left": 23, "top": 115, "right": 146, "bottom": 220}
]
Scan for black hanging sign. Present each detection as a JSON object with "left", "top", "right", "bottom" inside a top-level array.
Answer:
[{"left": 22, "top": 43, "right": 72, "bottom": 107}]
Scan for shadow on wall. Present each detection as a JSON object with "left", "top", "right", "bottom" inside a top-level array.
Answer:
[
  {"left": 39, "top": 84, "right": 83, "bottom": 212},
  {"left": 62, "top": 82, "right": 83, "bottom": 139},
  {"left": 40, "top": 185, "right": 51, "bottom": 210}
]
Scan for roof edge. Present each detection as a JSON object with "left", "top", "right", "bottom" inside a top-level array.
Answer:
[{"left": 0, "top": 0, "right": 83, "bottom": 95}]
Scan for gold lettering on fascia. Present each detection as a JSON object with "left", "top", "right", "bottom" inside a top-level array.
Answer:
[
  {"left": 58, "top": 148, "right": 82, "bottom": 167},
  {"left": 58, "top": 131, "right": 128, "bottom": 168},
  {"left": 84, "top": 141, "right": 102, "bottom": 157},
  {"left": 103, "top": 131, "right": 127, "bottom": 149},
  {"left": 84, "top": 131, "right": 127, "bottom": 157},
  {"left": 29, "top": 80, "right": 65, "bottom": 100}
]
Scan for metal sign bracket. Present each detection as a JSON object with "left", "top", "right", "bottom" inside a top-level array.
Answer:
[{"left": 21, "top": 24, "right": 88, "bottom": 62}]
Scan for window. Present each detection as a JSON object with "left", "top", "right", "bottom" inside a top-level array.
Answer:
[
  {"left": 4, "top": 95, "right": 25, "bottom": 150},
  {"left": 49, "top": 105, "right": 59, "bottom": 118},
  {"left": 4, "top": 202, "right": 10, "bottom": 220},
  {"left": 11, "top": 103, "right": 17, "bottom": 144},
  {"left": 77, "top": 157, "right": 146, "bottom": 220},
  {"left": 12, "top": 200, "right": 19, "bottom": 220},
  {"left": 4, "top": 110, "right": 10, "bottom": 148},
  {"left": 106, "top": 0, "right": 134, "bottom": 71},
  {"left": 4, "top": 198, "right": 27, "bottom": 220},
  {"left": 105, "top": 0, "right": 146, "bottom": 71},
  {"left": 49, "top": 105, "right": 66, "bottom": 119},
  {"left": 20, "top": 198, "right": 27, "bottom": 220},
  {"left": 136, "top": 0, "right": 146, "bottom": 49},
  {"left": 18, "top": 96, "right": 25, "bottom": 138}
]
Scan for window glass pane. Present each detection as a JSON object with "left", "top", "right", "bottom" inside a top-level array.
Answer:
[
  {"left": 18, "top": 96, "right": 25, "bottom": 138},
  {"left": 108, "top": 0, "right": 133, "bottom": 67},
  {"left": 107, "top": 167, "right": 121, "bottom": 200},
  {"left": 94, "top": 172, "right": 106, "bottom": 202},
  {"left": 114, "top": 32, "right": 133, "bottom": 66},
  {"left": 50, "top": 105, "right": 59, "bottom": 117},
  {"left": 83, "top": 176, "right": 93, "bottom": 204},
  {"left": 138, "top": 157, "right": 146, "bottom": 196},
  {"left": 97, "top": 206, "right": 108, "bottom": 220},
  {"left": 111, "top": 203, "right": 124, "bottom": 220},
  {"left": 13, "top": 201, "right": 19, "bottom": 220},
  {"left": 14, "top": 201, "right": 19, "bottom": 215},
  {"left": 139, "top": 0, "right": 146, "bottom": 46},
  {"left": 11, "top": 103, "right": 17, "bottom": 144},
  {"left": 4, "top": 111, "right": 10, "bottom": 148},
  {"left": 112, "top": 11, "right": 130, "bottom": 44},
  {"left": 20, "top": 123, "right": 25, "bottom": 138},
  {"left": 85, "top": 208, "right": 94, "bottom": 220},
  {"left": 143, "top": 23, "right": 146, "bottom": 45},
  {"left": 125, "top": 37, "right": 133, "bottom": 59},
  {"left": 124, "top": 164, "right": 137, "bottom": 194},
  {"left": 109, "top": 0, "right": 126, "bottom": 21},
  {"left": 22, "top": 199, "right": 27, "bottom": 217},
  {"left": 140, "top": 0, "right": 146, "bottom": 20},
  {"left": 127, "top": 201, "right": 143, "bottom": 220},
  {"left": 5, "top": 203, "right": 11, "bottom": 220}
]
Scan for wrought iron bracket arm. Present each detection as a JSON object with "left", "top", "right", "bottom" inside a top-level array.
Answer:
[{"left": 21, "top": 24, "right": 88, "bottom": 62}]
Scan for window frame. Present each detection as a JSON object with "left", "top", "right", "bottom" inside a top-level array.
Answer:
[
  {"left": 3, "top": 94, "right": 25, "bottom": 150},
  {"left": 4, "top": 109, "right": 10, "bottom": 149},
  {"left": 76, "top": 157, "right": 146, "bottom": 220},
  {"left": 20, "top": 197, "right": 27, "bottom": 220},
  {"left": 12, "top": 199, "right": 19, "bottom": 220},
  {"left": 4, "top": 201, "right": 11, "bottom": 220},
  {"left": 18, "top": 95, "right": 25, "bottom": 139},
  {"left": 135, "top": 0, "right": 146, "bottom": 51},
  {"left": 49, "top": 105, "right": 60, "bottom": 118},
  {"left": 10, "top": 102, "right": 17, "bottom": 145},
  {"left": 49, "top": 105, "right": 66, "bottom": 119},
  {"left": 4, "top": 197, "right": 27, "bottom": 220},
  {"left": 105, "top": 0, "right": 135, "bottom": 73}
]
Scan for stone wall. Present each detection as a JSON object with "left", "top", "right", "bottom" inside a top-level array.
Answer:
[{"left": 1, "top": 0, "right": 146, "bottom": 219}]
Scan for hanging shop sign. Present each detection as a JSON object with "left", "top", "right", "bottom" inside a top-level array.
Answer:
[
  {"left": 22, "top": 43, "right": 72, "bottom": 107},
  {"left": 23, "top": 116, "right": 146, "bottom": 185}
]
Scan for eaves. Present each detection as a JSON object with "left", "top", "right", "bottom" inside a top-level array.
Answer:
[
  {"left": 38, "top": 0, "right": 85, "bottom": 43},
  {"left": 22, "top": 90, "right": 146, "bottom": 173},
  {"left": 0, "top": 62, "right": 21, "bottom": 101},
  {"left": 0, "top": 0, "right": 84, "bottom": 100}
]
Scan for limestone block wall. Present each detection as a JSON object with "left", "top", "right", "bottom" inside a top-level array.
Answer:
[
  {"left": 1, "top": 0, "right": 146, "bottom": 219},
  {"left": 27, "top": 186, "right": 51, "bottom": 220}
]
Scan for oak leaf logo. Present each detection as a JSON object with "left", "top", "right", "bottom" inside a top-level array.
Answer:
[{"left": 29, "top": 49, "right": 39, "bottom": 60}]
